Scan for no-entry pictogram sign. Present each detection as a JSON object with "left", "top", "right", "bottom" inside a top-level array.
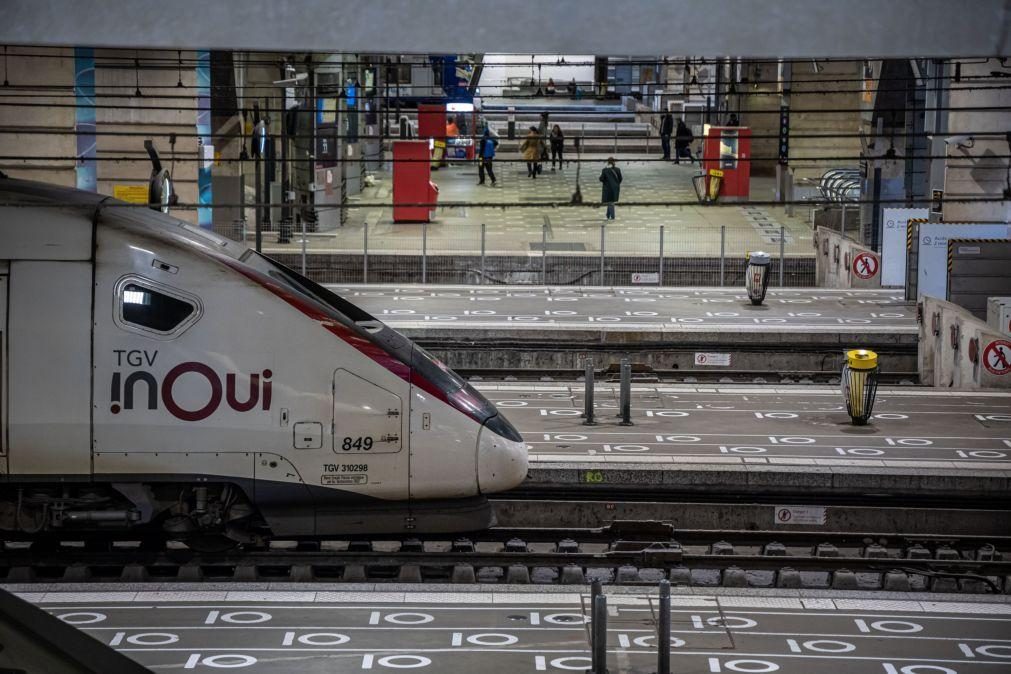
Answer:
[
  {"left": 852, "top": 252, "right": 879, "bottom": 280},
  {"left": 982, "top": 340, "right": 1011, "bottom": 376}
]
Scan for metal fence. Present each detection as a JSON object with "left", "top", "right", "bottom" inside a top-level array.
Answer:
[{"left": 219, "top": 220, "right": 814, "bottom": 287}]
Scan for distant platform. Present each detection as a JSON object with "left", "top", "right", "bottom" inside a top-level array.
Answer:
[
  {"left": 335, "top": 286, "right": 919, "bottom": 375},
  {"left": 474, "top": 382, "right": 1011, "bottom": 501}
]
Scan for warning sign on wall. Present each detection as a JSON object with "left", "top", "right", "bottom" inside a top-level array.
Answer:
[
  {"left": 982, "top": 340, "right": 1011, "bottom": 376},
  {"left": 774, "top": 505, "right": 826, "bottom": 526},
  {"left": 113, "top": 184, "right": 149, "bottom": 204},
  {"left": 852, "top": 252, "right": 879, "bottom": 280}
]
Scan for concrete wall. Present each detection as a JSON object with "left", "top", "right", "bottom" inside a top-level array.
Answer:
[
  {"left": 788, "top": 60, "right": 863, "bottom": 183},
  {"left": 0, "top": 46, "right": 76, "bottom": 187},
  {"left": 943, "top": 59, "right": 1011, "bottom": 223},
  {"left": 813, "top": 226, "right": 881, "bottom": 289},
  {"left": 919, "top": 295, "right": 1011, "bottom": 390},
  {"left": 0, "top": 46, "right": 202, "bottom": 223}
]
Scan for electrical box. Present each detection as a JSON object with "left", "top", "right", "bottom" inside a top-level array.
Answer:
[
  {"left": 988, "top": 297, "right": 1011, "bottom": 336},
  {"left": 293, "top": 422, "right": 323, "bottom": 449},
  {"left": 702, "top": 127, "right": 751, "bottom": 201},
  {"left": 392, "top": 140, "right": 439, "bottom": 223}
]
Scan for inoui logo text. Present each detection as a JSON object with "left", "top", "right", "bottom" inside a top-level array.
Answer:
[{"left": 110, "top": 350, "right": 272, "bottom": 422}]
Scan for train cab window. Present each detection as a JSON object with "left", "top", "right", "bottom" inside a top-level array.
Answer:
[{"left": 115, "top": 277, "right": 201, "bottom": 337}]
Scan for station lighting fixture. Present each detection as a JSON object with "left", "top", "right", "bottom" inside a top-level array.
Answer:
[
  {"left": 841, "top": 349, "right": 879, "bottom": 426},
  {"left": 745, "top": 251, "right": 771, "bottom": 305}
]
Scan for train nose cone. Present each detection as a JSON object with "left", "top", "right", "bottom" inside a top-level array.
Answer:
[{"left": 476, "top": 423, "right": 528, "bottom": 493}]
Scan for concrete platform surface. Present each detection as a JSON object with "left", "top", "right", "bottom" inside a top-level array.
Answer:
[
  {"left": 475, "top": 383, "right": 1011, "bottom": 498},
  {"left": 10, "top": 585, "right": 1011, "bottom": 673}
]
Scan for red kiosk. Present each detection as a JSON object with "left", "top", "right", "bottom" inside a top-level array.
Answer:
[
  {"left": 702, "top": 126, "right": 751, "bottom": 201},
  {"left": 392, "top": 140, "right": 438, "bottom": 223}
]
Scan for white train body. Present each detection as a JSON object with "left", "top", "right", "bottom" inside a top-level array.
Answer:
[{"left": 0, "top": 178, "right": 527, "bottom": 537}]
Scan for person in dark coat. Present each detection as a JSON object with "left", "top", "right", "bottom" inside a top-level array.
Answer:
[
  {"left": 599, "top": 157, "right": 622, "bottom": 220},
  {"left": 726, "top": 112, "right": 740, "bottom": 127},
  {"left": 674, "top": 118, "right": 695, "bottom": 164},
  {"left": 549, "top": 124, "right": 565, "bottom": 170},
  {"left": 659, "top": 111, "right": 674, "bottom": 160}
]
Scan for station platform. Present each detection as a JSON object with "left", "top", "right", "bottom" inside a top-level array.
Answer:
[
  {"left": 475, "top": 383, "right": 1011, "bottom": 502},
  {"left": 11, "top": 584, "right": 1011, "bottom": 673},
  {"left": 261, "top": 161, "right": 820, "bottom": 286},
  {"left": 339, "top": 286, "right": 918, "bottom": 375}
]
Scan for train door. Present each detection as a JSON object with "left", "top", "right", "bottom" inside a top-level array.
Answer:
[
  {"left": 0, "top": 267, "right": 7, "bottom": 477},
  {"left": 330, "top": 368, "right": 407, "bottom": 496},
  {"left": 7, "top": 261, "right": 92, "bottom": 477}
]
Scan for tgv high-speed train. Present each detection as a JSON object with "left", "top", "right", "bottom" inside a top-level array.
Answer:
[{"left": 0, "top": 176, "right": 527, "bottom": 541}]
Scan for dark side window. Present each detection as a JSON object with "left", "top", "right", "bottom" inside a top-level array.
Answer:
[{"left": 119, "top": 282, "right": 196, "bottom": 334}]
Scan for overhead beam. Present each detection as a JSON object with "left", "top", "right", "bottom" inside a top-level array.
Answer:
[{"left": 3, "top": 0, "right": 1010, "bottom": 57}]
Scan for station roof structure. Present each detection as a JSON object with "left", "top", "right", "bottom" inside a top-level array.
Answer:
[{"left": 3, "top": 0, "right": 1009, "bottom": 57}]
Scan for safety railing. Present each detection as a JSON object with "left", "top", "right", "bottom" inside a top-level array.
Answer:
[{"left": 244, "top": 221, "right": 813, "bottom": 287}]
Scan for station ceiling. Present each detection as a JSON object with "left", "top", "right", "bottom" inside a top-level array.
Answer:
[{"left": 3, "top": 0, "right": 1009, "bottom": 57}]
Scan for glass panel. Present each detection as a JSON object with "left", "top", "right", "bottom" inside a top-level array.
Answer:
[
  {"left": 720, "top": 131, "right": 739, "bottom": 169},
  {"left": 121, "top": 283, "right": 194, "bottom": 332}
]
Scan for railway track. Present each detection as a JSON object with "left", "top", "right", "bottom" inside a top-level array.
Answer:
[{"left": 3, "top": 521, "right": 1007, "bottom": 592}]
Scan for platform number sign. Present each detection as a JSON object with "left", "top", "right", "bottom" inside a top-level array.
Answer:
[
  {"left": 982, "top": 339, "right": 1011, "bottom": 376},
  {"left": 851, "top": 252, "right": 879, "bottom": 280}
]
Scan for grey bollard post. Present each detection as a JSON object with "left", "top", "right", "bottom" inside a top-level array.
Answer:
[
  {"left": 658, "top": 225, "right": 665, "bottom": 286},
  {"left": 582, "top": 359, "right": 596, "bottom": 425},
  {"left": 719, "top": 225, "right": 726, "bottom": 286},
  {"left": 592, "top": 593, "right": 608, "bottom": 674},
  {"left": 618, "top": 358, "right": 632, "bottom": 426},
  {"left": 422, "top": 221, "right": 428, "bottom": 284},
  {"left": 541, "top": 223, "right": 548, "bottom": 285},
  {"left": 480, "top": 223, "right": 486, "bottom": 285},
  {"left": 600, "top": 224, "right": 606, "bottom": 284},
  {"left": 778, "top": 225, "right": 785, "bottom": 287},
  {"left": 363, "top": 221, "right": 369, "bottom": 283},
  {"left": 657, "top": 580, "right": 671, "bottom": 674}
]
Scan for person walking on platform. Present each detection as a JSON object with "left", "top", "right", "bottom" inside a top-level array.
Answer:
[
  {"left": 520, "top": 126, "right": 543, "bottom": 178},
  {"left": 599, "top": 156, "right": 622, "bottom": 220},
  {"left": 659, "top": 111, "right": 674, "bottom": 160},
  {"left": 674, "top": 118, "right": 695, "bottom": 164},
  {"left": 550, "top": 124, "right": 565, "bottom": 170},
  {"left": 477, "top": 126, "right": 499, "bottom": 186},
  {"left": 537, "top": 111, "right": 550, "bottom": 175}
]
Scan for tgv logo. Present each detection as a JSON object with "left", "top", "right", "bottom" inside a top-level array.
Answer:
[{"left": 110, "top": 350, "right": 272, "bottom": 422}]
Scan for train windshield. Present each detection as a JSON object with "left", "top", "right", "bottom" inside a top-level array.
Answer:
[{"left": 237, "top": 251, "right": 508, "bottom": 430}]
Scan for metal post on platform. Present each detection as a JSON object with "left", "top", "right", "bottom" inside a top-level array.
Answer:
[
  {"left": 840, "top": 204, "right": 847, "bottom": 235},
  {"left": 582, "top": 359, "right": 596, "bottom": 425},
  {"left": 618, "top": 357, "right": 632, "bottom": 426},
  {"left": 592, "top": 593, "right": 608, "bottom": 674},
  {"left": 541, "top": 223, "right": 548, "bottom": 285},
  {"left": 422, "top": 221, "right": 428, "bottom": 284},
  {"left": 719, "top": 225, "right": 726, "bottom": 286},
  {"left": 778, "top": 225, "right": 785, "bottom": 287},
  {"left": 613, "top": 122, "right": 618, "bottom": 154},
  {"left": 657, "top": 580, "right": 671, "bottom": 674},
  {"left": 600, "top": 224, "right": 606, "bottom": 284},
  {"left": 363, "top": 221, "right": 369, "bottom": 283},
  {"left": 300, "top": 216, "right": 307, "bottom": 276},
  {"left": 480, "top": 223, "right": 486, "bottom": 285},
  {"left": 658, "top": 225, "right": 665, "bottom": 286}
]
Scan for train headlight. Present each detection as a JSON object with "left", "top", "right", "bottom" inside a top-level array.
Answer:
[
  {"left": 745, "top": 251, "right": 771, "bottom": 305},
  {"left": 841, "top": 349, "right": 878, "bottom": 425}
]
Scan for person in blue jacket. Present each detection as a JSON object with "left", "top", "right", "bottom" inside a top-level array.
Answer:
[{"left": 477, "top": 125, "right": 499, "bottom": 186}]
